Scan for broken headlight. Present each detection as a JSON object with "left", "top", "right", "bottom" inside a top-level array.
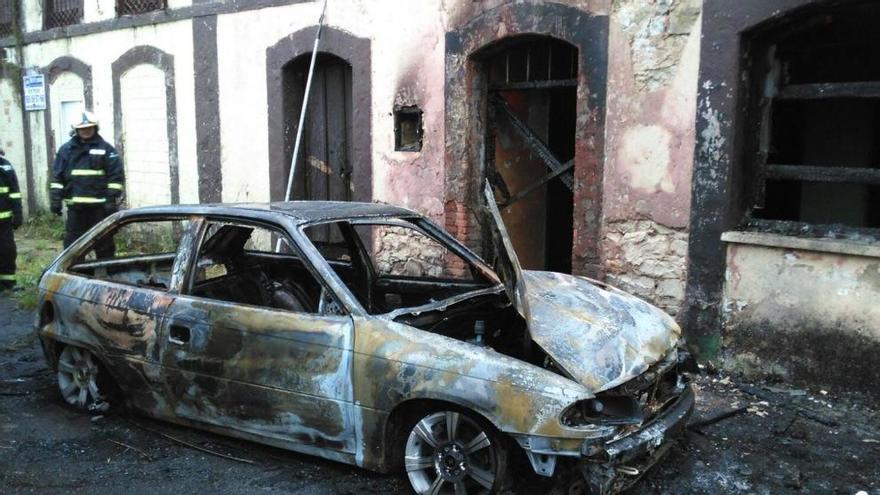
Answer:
[{"left": 560, "top": 395, "right": 645, "bottom": 427}]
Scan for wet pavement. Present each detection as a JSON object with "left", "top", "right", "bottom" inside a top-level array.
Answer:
[{"left": 1, "top": 294, "right": 878, "bottom": 494}]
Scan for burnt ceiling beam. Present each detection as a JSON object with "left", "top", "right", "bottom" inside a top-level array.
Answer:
[
  {"left": 490, "top": 94, "right": 574, "bottom": 191},
  {"left": 777, "top": 81, "right": 880, "bottom": 99},
  {"left": 489, "top": 79, "right": 577, "bottom": 91},
  {"left": 500, "top": 159, "right": 574, "bottom": 208},
  {"left": 766, "top": 164, "right": 880, "bottom": 185}
]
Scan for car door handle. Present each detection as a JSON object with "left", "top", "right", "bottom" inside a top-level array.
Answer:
[{"left": 169, "top": 324, "right": 190, "bottom": 345}]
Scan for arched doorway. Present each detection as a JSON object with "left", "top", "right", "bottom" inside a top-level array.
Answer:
[
  {"left": 443, "top": 2, "right": 608, "bottom": 278},
  {"left": 266, "top": 27, "right": 372, "bottom": 205},
  {"left": 478, "top": 35, "right": 578, "bottom": 273},
  {"left": 118, "top": 63, "right": 172, "bottom": 207},
  {"left": 282, "top": 53, "right": 353, "bottom": 202}
]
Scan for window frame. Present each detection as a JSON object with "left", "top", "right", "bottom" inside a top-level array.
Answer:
[
  {"left": 180, "top": 215, "right": 349, "bottom": 316},
  {"left": 116, "top": 0, "right": 167, "bottom": 17},
  {"left": 64, "top": 215, "right": 195, "bottom": 293},
  {"left": 349, "top": 218, "right": 490, "bottom": 283},
  {"left": 43, "top": 0, "right": 83, "bottom": 29},
  {"left": 300, "top": 215, "right": 502, "bottom": 317},
  {"left": 0, "top": 0, "right": 15, "bottom": 37},
  {"left": 744, "top": 33, "right": 880, "bottom": 233}
]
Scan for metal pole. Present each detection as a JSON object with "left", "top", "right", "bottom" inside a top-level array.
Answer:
[{"left": 283, "top": 0, "right": 328, "bottom": 203}]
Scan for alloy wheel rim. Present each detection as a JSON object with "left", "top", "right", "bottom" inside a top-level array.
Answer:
[
  {"left": 405, "top": 411, "right": 497, "bottom": 495},
  {"left": 57, "top": 346, "right": 102, "bottom": 409}
]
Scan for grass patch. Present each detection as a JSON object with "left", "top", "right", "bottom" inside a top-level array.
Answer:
[
  {"left": 17, "top": 214, "right": 64, "bottom": 242},
  {"left": 11, "top": 218, "right": 65, "bottom": 310}
]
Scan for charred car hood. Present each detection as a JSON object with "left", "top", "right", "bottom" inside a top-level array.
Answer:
[
  {"left": 522, "top": 271, "right": 680, "bottom": 393},
  {"left": 483, "top": 183, "right": 680, "bottom": 393}
]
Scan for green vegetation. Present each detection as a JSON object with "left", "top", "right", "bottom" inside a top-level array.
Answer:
[
  {"left": 17, "top": 214, "right": 65, "bottom": 242},
  {"left": 113, "top": 221, "right": 182, "bottom": 257},
  {"left": 8, "top": 216, "right": 65, "bottom": 310}
]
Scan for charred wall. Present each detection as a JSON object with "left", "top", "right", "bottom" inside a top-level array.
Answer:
[{"left": 688, "top": 0, "right": 880, "bottom": 399}]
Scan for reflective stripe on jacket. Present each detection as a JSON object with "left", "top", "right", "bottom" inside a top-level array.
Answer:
[
  {"left": 0, "top": 159, "right": 22, "bottom": 223},
  {"left": 50, "top": 135, "right": 125, "bottom": 207}
]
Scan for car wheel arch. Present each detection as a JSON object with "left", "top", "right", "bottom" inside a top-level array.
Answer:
[
  {"left": 382, "top": 398, "right": 508, "bottom": 471},
  {"left": 51, "top": 340, "right": 123, "bottom": 403}
]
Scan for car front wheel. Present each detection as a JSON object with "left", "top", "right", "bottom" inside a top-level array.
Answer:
[
  {"left": 404, "top": 410, "right": 509, "bottom": 494},
  {"left": 56, "top": 346, "right": 111, "bottom": 412}
]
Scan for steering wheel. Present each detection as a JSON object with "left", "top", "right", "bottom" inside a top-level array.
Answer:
[{"left": 318, "top": 287, "right": 344, "bottom": 316}]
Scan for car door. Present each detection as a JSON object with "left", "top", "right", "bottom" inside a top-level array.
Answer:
[
  {"left": 53, "top": 216, "right": 196, "bottom": 413},
  {"left": 157, "top": 217, "right": 357, "bottom": 455}
]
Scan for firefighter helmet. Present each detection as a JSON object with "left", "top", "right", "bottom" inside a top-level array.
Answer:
[{"left": 72, "top": 111, "right": 99, "bottom": 130}]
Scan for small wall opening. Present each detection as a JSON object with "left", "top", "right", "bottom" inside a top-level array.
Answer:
[
  {"left": 480, "top": 35, "right": 577, "bottom": 272},
  {"left": 394, "top": 105, "right": 423, "bottom": 152}
]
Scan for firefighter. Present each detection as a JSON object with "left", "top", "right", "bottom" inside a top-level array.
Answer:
[
  {"left": 0, "top": 148, "right": 23, "bottom": 291},
  {"left": 50, "top": 111, "right": 124, "bottom": 257}
]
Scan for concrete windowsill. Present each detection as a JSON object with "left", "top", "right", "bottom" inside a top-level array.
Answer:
[{"left": 721, "top": 231, "right": 880, "bottom": 259}]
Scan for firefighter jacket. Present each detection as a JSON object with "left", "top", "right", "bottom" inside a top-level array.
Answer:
[
  {"left": 50, "top": 134, "right": 125, "bottom": 208},
  {"left": 0, "top": 157, "right": 22, "bottom": 226}
]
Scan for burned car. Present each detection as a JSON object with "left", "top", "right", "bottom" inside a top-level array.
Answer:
[{"left": 35, "top": 187, "right": 694, "bottom": 494}]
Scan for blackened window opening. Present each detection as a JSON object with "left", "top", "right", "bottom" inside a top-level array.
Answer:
[
  {"left": 394, "top": 106, "right": 423, "bottom": 152},
  {"left": 746, "top": 1, "right": 880, "bottom": 230},
  {"left": 117, "top": 0, "right": 166, "bottom": 16},
  {"left": 44, "top": 0, "right": 82, "bottom": 29}
]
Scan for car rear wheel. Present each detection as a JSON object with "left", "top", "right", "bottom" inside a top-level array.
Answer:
[
  {"left": 56, "top": 346, "right": 111, "bottom": 412},
  {"left": 404, "top": 410, "right": 508, "bottom": 494}
]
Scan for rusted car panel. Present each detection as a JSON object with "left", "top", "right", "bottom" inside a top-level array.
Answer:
[{"left": 35, "top": 201, "right": 694, "bottom": 494}]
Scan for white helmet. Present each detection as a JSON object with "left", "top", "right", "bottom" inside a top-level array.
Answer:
[{"left": 72, "top": 110, "right": 99, "bottom": 130}]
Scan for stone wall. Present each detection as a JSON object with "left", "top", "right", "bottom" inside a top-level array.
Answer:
[
  {"left": 600, "top": 0, "right": 702, "bottom": 314},
  {"left": 603, "top": 219, "right": 688, "bottom": 314}
]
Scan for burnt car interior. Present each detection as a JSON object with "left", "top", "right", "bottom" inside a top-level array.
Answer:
[
  {"left": 305, "top": 219, "right": 531, "bottom": 356},
  {"left": 68, "top": 218, "right": 188, "bottom": 290},
  {"left": 188, "top": 221, "right": 325, "bottom": 314}
]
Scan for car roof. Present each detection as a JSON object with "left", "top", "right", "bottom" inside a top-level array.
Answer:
[{"left": 120, "top": 201, "right": 419, "bottom": 224}]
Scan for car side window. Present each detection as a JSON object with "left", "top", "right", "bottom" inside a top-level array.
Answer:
[
  {"left": 189, "top": 221, "right": 328, "bottom": 315},
  {"left": 353, "top": 223, "right": 477, "bottom": 281},
  {"left": 67, "top": 219, "right": 190, "bottom": 291}
]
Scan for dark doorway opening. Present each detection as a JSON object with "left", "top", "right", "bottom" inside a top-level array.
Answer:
[
  {"left": 482, "top": 36, "right": 577, "bottom": 273},
  {"left": 281, "top": 53, "right": 353, "bottom": 202}
]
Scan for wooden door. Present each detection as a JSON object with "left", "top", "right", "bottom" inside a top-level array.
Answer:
[{"left": 302, "top": 59, "right": 352, "bottom": 203}]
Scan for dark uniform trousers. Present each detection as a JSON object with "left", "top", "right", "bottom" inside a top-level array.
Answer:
[
  {"left": 0, "top": 222, "right": 14, "bottom": 290},
  {"left": 0, "top": 158, "right": 21, "bottom": 289},
  {"left": 64, "top": 206, "right": 115, "bottom": 258}
]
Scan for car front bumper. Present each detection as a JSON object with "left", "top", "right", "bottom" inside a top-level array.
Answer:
[{"left": 580, "top": 381, "right": 696, "bottom": 494}]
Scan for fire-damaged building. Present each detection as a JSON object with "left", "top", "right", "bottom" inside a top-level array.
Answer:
[{"left": 0, "top": 0, "right": 877, "bottom": 399}]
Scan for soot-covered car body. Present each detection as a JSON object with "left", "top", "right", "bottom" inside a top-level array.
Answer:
[{"left": 35, "top": 190, "right": 694, "bottom": 494}]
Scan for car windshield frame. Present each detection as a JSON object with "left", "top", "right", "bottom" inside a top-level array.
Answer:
[{"left": 298, "top": 214, "right": 503, "bottom": 317}]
